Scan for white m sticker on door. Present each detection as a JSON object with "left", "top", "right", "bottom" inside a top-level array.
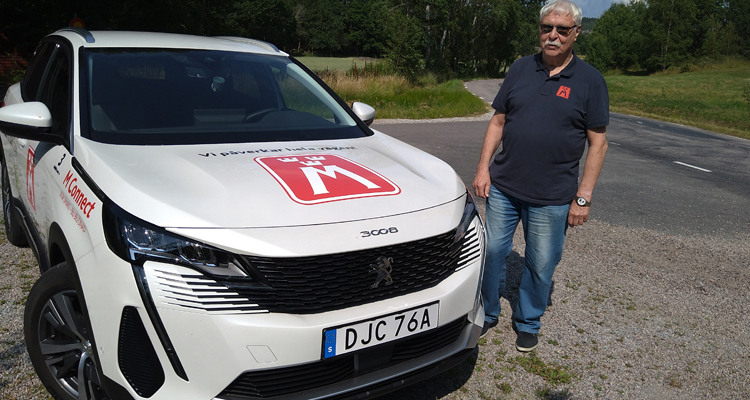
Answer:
[{"left": 256, "top": 154, "right": 400, "bottom": 204}]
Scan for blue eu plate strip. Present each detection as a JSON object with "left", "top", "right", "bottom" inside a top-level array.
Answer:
[{"left": 324, "top": 330, "right": 337, "bottom": 359}]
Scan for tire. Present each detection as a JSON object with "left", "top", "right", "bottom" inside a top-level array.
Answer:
[
  {"left": 24, "top": 262, "right": 111, "bottom": 400},
  {"left": 2, "top": 156, "right": 27, "bottom": 246}
]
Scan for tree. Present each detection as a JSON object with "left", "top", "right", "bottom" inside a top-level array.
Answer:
[
  {"left": 642, "top": 0, "right": 698, "bottom": 71},
  {"left": 727, "top": 0, "right": 750, "bottom": 57},
  {"left": 222, "top": 0, "right": 296, "bottom": 49},
  {"left": 291, "top": 0, "right": 346, "bottom": 55},
  {"left": 586, "top": 2, "right": 648, "bottom": 72},
  {"left": 385, "top": 10, "right": 425, "bottom": 79},
  {"left": 342, "top": 0, "right": 389, "bottom": 57}
]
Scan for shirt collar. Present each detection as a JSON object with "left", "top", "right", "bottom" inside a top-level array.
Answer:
[{"left": 535, "top": 51, "right": 577, "bottom": 78}]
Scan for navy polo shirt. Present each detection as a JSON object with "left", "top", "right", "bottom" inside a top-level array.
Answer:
[{"left": 490, "top": 53, "right": 609, "bottom": 205}]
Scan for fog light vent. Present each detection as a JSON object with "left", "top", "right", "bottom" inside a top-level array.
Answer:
[{"left": 118, "top": 306, "right": 165, "bottom": 397}]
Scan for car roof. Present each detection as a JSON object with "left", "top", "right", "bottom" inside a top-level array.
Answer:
[{"left": 49, "top": 28, "right": 287, "bottom": 56}]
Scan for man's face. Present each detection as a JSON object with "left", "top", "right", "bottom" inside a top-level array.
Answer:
[{"left": 539, "top": 12, "right": 580, "bottom": 61}]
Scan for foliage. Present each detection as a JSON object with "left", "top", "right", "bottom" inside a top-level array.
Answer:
[
  {"left": 385, "top": 11, "right": 426, "bottom": 80},
  {"left": 293, "top": 0, "right": 346, "bottom": 55},
  {"left": 0, "top": 0, "right": 542, "bottom": 79},
  {"left": 586, "top": 2, "right": 647, "bottom": 72},
  {"left": 580, "top": 16, "right": 597, "bottom": 32},
  {"left": 342, "top": 0, "right": 390, "bottom": 57},
  {"left": 221, "top": 0, "right": 296, "bottom": 49},
  {"left": 727, "top": 0, "right": 750, "bottom": 57},
  {"left": 585, "top": 0, "right": 746, "bottom": 73},
  {"left": 643, "top": 0, "right": 698, "bottom": 71},
  {"left": 2, "top": 0, "right": 749, "bottom": 80}
]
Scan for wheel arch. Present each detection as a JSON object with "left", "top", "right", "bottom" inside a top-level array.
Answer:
[{"left": 46, "top": 222, "right": 74, "bottom": 273}]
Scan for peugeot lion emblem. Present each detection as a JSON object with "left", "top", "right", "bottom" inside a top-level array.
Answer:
[{"left": 369, "top": 256, "right": 394, "bottom": 288}]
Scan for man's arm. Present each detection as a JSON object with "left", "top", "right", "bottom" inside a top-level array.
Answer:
[
  {"left": 472, "top": 111, "right": 506, "bottom": 199},
  {"left": 568, "top": 126, "right": 608, "bottom": 226}
]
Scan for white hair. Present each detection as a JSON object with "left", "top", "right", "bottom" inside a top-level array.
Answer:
[{"left": 540, "top": 0, "right": 583, "bottom": 26}]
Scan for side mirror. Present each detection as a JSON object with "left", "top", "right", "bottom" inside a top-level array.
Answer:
[
  {"left": 0, "top": 102, "right": 63, "bottom": 144},
  {"left": 0, "top": 102, "right": 52, "bottom": 128},
  {"left": 351, "top": 102, "right": 376, "bottom": 126}
]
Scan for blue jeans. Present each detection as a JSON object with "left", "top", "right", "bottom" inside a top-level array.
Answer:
[{"left": 482, "top": 185, "right": 569, "bottom": 334}]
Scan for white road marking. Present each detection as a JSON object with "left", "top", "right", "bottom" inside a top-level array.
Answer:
[{"left": 674, "top": 161, "right": 712, "bottom": 173}]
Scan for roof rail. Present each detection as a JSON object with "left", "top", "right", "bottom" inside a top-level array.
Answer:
[
  {"left": 57, "top": 27, "right": 95, "bottom": 43},
  {"left": 213, "top": 36, "right": 280, "bottom": 53}
]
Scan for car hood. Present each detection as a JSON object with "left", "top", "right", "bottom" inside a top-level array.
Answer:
[{"left": 74, "top": 131, "right": 466, "bottom": 229}]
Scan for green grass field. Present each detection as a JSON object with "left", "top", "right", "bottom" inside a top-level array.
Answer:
[
  {"left": 345, "top": 79, "right": 489, "bottom": 119},
  {"left": 296, "top": 56, "right": 371, "bottom": 72},
  {"left": 605, "top": 60, "right": 750, "bottom": 139}
]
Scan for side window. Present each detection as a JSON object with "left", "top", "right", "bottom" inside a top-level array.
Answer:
[
  {"left": 37, "top": 45, "right": 71, "bottom": 134},
  {"left": 21, "top": 42, "right": 55, "bottom": 101}
]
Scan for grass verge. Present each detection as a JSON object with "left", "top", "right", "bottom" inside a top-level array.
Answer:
[
  {"left": 319, "top": 70, "right": 489, "bottom": 119},
  {"left": 606, "top": 59, "right": 750, "bottom": 139}
]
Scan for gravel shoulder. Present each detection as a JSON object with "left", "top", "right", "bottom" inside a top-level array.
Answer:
[{"left": 383, "top": 220, "right": 750, "bottom": 399}]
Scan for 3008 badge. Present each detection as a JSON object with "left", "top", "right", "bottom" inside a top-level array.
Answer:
[{"left": 361, "top": 227, "right": 398, "bottom": 238}]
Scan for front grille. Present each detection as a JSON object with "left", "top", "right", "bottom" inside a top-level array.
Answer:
[
  {"left": 152, "top": 223, "right": 482, "bottom": 315},
  {"left": 217, "top": 317, "right": 468, "bottom": 399},
  {"left": 240, "top": 229, "right": 464, "bottom": 313}
]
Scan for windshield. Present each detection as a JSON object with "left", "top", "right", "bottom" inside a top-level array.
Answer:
[{"left": 83, "top": 49, "right": 367, "bottom": 145}]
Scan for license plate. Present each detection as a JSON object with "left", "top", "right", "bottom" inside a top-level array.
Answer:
[{"left": 322, "top": 302, "right": 439, "bottom": 359}]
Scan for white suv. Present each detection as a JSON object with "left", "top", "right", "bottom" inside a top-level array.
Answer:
[{"left": 0, "top": 29, "right": 485, "bottom": 400}]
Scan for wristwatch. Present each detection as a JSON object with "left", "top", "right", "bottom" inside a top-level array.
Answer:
[{"left": 575, "top": 196, "right": 591, "bottom": 207}]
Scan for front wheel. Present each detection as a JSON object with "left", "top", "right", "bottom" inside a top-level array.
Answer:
[{"left": 24, "top": 262, "right": 111, "bottom": 400}]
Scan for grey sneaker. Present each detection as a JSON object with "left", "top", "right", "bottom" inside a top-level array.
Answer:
[
  {"left": 515, "top": 331, "right": 538, "bottom": 352},
  {"left": 480, "top": 321, "right": 497, "bottom": 339}
]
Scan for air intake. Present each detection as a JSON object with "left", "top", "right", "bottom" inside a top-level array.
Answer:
[{"left": 118, "top": 306, "right": 165, "bottom": 397}]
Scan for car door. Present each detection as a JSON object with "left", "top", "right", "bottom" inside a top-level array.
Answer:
[{"left": 7, "top": 38, "right": 73, "bottom": 256}]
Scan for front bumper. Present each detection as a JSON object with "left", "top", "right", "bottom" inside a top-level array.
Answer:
[{"left": 76, "top": 224, "right": 485, "bottom": 400}]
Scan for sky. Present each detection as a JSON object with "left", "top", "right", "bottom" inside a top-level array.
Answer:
[{"left": 575, "top": 0, "right": 629, "bottom": 18}]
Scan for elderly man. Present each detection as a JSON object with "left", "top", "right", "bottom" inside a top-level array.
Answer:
[{"left": 473, "top": 0, "right": 608, "bottom": 352}]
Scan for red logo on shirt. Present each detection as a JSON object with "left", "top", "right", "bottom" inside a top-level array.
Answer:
[
  {"left": 556, "top": 85, "right": 571, "bottom": 99},
  {"left": 256, "top": 154, "right": 401, "bottom": 205}
]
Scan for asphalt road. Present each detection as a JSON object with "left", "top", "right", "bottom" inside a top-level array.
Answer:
[{"left": 373, "top": 80, "right": 750, "bottom": 239}]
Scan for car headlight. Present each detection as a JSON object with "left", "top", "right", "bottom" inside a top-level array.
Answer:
[
  {"left": 457, "top": 190, "right": 481, "bottom": 239},
  {"left": 456, "top": 190, "right": 486, "bottom": 323},
  {"left": 453, "top": 189, "right": 485, "bottom": 270},
  {"left": 103, "top": 202, "right": 248, "bottom": 277}
]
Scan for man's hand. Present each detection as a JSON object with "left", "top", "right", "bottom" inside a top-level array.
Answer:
[
  {"left": 567, "top": 202, "right": 590, "bottom": 227},
  {"left": 472, "top": 169, "right": 492, "bottom": 199},
  {"left": 473, "top": 111, "right": 506, "bottom": 199}
]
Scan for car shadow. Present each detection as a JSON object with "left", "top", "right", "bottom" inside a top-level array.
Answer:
[{"left": 375, "top": 347, "right": 479, "bottom": 399}]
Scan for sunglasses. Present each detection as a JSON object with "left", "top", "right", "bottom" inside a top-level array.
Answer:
[{"left": 539, "top": 24, "right": 578, "bottom": 36}]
